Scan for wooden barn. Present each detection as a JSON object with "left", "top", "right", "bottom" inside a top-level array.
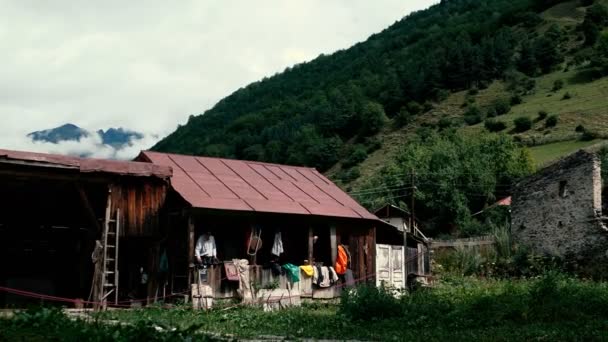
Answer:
[
  {"left": 0, "top": 148, "right": 385, "bottom": 308},
  {"left": 0, "top": 149, "right": 171, "bottom": 307}
]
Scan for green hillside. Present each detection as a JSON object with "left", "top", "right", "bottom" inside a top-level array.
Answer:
[{"left": 153, "top": 0, "right": 608, "bottom": 235}]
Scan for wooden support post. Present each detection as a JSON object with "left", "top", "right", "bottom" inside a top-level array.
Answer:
[
  {"left": 308, "top": 226, "right": 314, "bottom": 265},
  {"left": 188, "top": 214, "right": 195, "bottom": 286},
  {"left": 330, "top": 226, "right": 337, "bottom": 265}
]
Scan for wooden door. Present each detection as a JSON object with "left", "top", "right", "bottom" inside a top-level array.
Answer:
[{"left": 376, "top": 244, "right": 405, "bottom": 289}]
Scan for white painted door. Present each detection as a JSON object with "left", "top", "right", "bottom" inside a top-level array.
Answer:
[{"left": 376, "top": 244, "right": 405, "bottom": 289}]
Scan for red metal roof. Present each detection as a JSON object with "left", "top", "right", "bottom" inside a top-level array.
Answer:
[
  {"left": 139, "top": 151, "right": 378, "bottom": 220},
  {"left": 0, "top": 148, "right": 172, "bottom": 178}
]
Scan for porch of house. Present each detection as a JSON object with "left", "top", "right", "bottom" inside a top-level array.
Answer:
[{"left": 160, "top": 210, "right": 377, "bottom": 303}]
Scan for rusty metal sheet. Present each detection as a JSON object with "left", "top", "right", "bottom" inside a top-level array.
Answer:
[
  {"left": 292, "top": 182, "right": 336, "bottom": 204},
  {"left": 249, "top": 163, "right": 281, "bottom": 180},
  {"left": 216, "top": 174, "right": 265, "bottom": 200},
  {"left": 265, "top": 165, "right": 297, "bottom": 181},
  {"left": 139, "top": 151, "right": 377, "bottom": 221},
  {"left": 244, "top": 199, "right": 310, "bottom": 215},
  {"left": 189, "top": 197, "right": 253, "bottom": 212},
  {"left": 196, "top": 157, "right": 237, "bottom": 176},
  {"left": 0, "top": 148, "right": 171, "bottom": 178},
  {"left": 300, "top": 202, "right": 362, "bottom": 218},
  {"left": 168, "top": 154, "right": 211, "bottom": 173},
  {"left": 296, "top": 168, "right": 332, "bottom": 186},
  {"left": 187, "top": 172, "right": 238, "bottom": 199},
  {"left": 266, "top": 179, "right": 317, "bottom": 203},
  {"left": 281, "top": 167, "right": 312, "bottom": 183}
]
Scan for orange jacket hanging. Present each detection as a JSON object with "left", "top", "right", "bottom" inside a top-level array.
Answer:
[{"left": 335, "top": 245, "right": 349, "bottom": 275}]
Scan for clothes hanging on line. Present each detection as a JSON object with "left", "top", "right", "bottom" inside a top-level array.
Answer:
[
  {"left": 334, "top": 244, "right": 350, "bottom": 275},
  {"left": 271, "top": 231, "right": 284, "bottom": 257},
  {"left": 299, "top": 265, "right": 314, "bottom": 277},
  {"left": 282, "top": 263, "right": 300, "bottom": 282},
  {"left": 195, "top": 234, "right": 217, "bottom": 258},
  {"left": 313, "top": 266, "right": 338, "bottom": 288}
]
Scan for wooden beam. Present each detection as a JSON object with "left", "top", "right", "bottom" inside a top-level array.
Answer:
[
  {"left": 75, "top": 184, "right": 102, "bottom": 233},
  {"left": 308, "top": 226, "right": 314, "bottom": 265},
  {"left": 330, "top": 226, "right": 337, "bottom": 265},
  {"left": 188, "top": 215, "right": 195, "bottom": 265},
  {"left": 188, "top": 214, "right": 195, "bottom": 286}
]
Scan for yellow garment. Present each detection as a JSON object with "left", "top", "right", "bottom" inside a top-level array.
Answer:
[{"left": 300, "top": 265, "right": 314, "bottom": 277}]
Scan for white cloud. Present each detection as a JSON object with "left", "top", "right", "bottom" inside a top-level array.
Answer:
[{"left": 0, "top": 0, "right": 437, "bottom": 158}]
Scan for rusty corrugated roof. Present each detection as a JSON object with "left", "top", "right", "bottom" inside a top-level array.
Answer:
[
  {"left": 0, "top": 148, "right": 172, "bottom": 178},
  {"left": 139, "top": 151, "right": 378, "bottom": 220}
]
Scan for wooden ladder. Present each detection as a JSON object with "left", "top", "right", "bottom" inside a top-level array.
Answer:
[{"left": 100, "top": 194, "right": 120, "bottom": 308}]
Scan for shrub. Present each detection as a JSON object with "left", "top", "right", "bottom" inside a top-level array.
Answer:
[
  {"left": 575, "top": 124, "right": 585, "bottom": 132},
  {"left": 340, "top": 285, "right": 402, "bottom": 321},
  {"left": 492, "top": 98, "right": 511, "bottom": 115},
  {"left": 464, "top": 106, "right": 483, "bottom": 125},
  {"left": 562, "top": 92, "right": 572, "bottom": 100},
  {"left": 484, "top": 119, "right": 507, "bottom": 132},
  {"left": 468, "top": 87, "right": 479, "bottom": 96},
  {"left": 407, "top": 101, "right": 424, "bottom": 115},
  {"left": 545, "top": 115, "right": 559, "bottom": 128},
  {"left": 537, "top": 110, "right": 548, "bottom": 121},
  {"left": 552, "top": 79, "right": 564, "bottom": 91},
  {"left": 343, "top": 146, "right": 368, "bottom": 168},
  {"left": 486, "top": 107, "right": 498, "bottom": 118},
  {"left": 364, "top": 137, "right": 382, "bottom": 153},
  {"left": 395, "top": 108, "right": 413, "bottom": 128},
  {"left": 514, "top": 117, "right": 533, "bottom": 132},
  {"left": 438, "top": 117, "right": 454, "bottom": 130},
  {"left": 510, "top": 94, "right": 523, "bottom": 105},
  {"left": 580, "top": 129, "right": 597, "bottom": 141}
]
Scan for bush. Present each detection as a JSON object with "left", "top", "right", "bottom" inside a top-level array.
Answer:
[
  {"left": 536, "top": 110, "right": 548, "bottom": 121},
  {"left": 485, "top": 119, "right": 507, "bottom": 132},
  {"left": 575, "top": 124, "right": 585, "bottom": 132},
  {"left": 343, "top": 145, "right": 368, "bottom": 168},
  {"left": 513, "top": 117, "right": 533, "bottom": 132},
  {"left": 468, "top": 87, "right": 479, "bottom": 96},
  {"left": 492, "top": 99, "right": 512, "bottom": 115},
  {"left": 464, "top": 106, "right": 483, "bottom": 125},
  {"left": 552, "top": 79, "right": 564, "bottom": 91},
  {"left": 395, "top": 108, "right": 413, "bottom": 128},
  {"left": 438, "top": 117, "right": 454, "bottom": 130},
  {"left": 580, "top": 129, "right": 597, "bottom": 141},
  {"left": 510, "top": 94, "right": 523, "bottom": 105},
  {"left": 486, "top": 107, "right": 498, "bottom": 118},
  {"left": 340, "top": 285, "right": 402, "bottom": 321},
  {"left": 545, "top": 115, "right": 559, "bottom": 128},
  {"left": 562, "top": 92, "right": 572, "bottom": 100}
]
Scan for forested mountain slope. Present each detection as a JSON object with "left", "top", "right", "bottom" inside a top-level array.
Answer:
[{"left": 153, "top": 0, "right": 608, "bottom": 235}]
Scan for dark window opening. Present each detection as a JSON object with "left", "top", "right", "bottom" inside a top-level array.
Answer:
[{"left": 559, "top": 181, "right": 568, "bottom": 198}]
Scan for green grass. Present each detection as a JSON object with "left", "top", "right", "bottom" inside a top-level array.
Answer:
[
  {"left": 22, "top": 275, "right": 596, "bottom": 340},
  {"left": 5, "top": 275, "right": 608, "bottom": 340},
  {"left": 528, "top": 139, "right": 606, "bottom": 166}
]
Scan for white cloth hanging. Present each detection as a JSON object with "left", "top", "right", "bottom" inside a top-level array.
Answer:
[{"left": 271, "top": 231, "right": 284, "bottom": 257}]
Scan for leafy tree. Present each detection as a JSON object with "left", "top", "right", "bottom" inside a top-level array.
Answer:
[
  {"left": 358, "top": 132, "right": 534, "bottom": 235},
  {"left": 359, "top": 102, "right": 388, "bottom": 136}
]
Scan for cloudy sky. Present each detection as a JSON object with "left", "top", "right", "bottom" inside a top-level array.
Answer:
[{"left": 0, "top": 0, "right": 436, "bottom": 158}]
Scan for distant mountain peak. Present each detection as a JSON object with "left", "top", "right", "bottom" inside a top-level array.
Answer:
[
  {"left": 28, "top": 123, "right": 144, "bottom": 148},
  {"left": 27, "top": 123, "right": 89, "bottom": 144}
]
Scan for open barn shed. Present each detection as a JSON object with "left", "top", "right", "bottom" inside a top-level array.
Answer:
[{"left": 0, "top": 149, "right": 171, "bottom": 307}]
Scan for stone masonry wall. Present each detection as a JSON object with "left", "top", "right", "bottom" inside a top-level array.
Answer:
[{"left": 511, "top": 151, "right": 607, "bottom": 267}]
